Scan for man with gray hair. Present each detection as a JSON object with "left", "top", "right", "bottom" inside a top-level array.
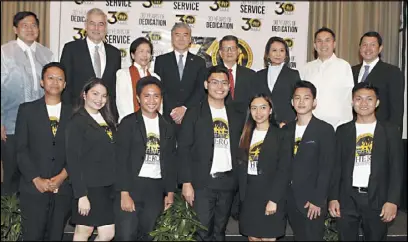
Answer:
[
  {"left": 154, "top": 22, "right": 206, "bottom": 128},
  {"left": 60, "top": 7, "right": 121, "bottom": 121}
]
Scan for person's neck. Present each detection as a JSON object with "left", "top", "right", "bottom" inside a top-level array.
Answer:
[
  {"left": 296, "top": 113, "right": 313, "bottom": 126},
  {"left": 44, "top": 95, "right": 61, "bottom": 105},
  {"left": 142, "top": 111, "right": 157, "bottom": 119},
  {"left": 224, "top": 62, "right": 236, "bottom": 69},
  {"left": 208, "top": 96, "right": 225, "bottom": 109},
  {"left": 356, "top": 114, "right": 376, "bottom": 124},
  {"left": 318, "top": 53, "right": 333, "bottom": 62},
  {"left": 24, "top": 40, "right": 35, "bottom": 46},
  {"left": 255, "top": 122, "right": 269, "bottom": 131},
  {"left": 270, "top": 62, "right": 283, "bottom": 66},
  {"left": 135, "top": 62, "right": 147, "bottom": 70},
  {"left": 363, "top": 58, "right": 377, "bottom": 64},
  {"left": 84, "top": 106, "right": 98, "bottom": 114},
  {"left": 89, "top": 38, "right": 102, "bottom": 45},
  {"left": 175, "top": 49, "right": 188, "bottom": 54}
]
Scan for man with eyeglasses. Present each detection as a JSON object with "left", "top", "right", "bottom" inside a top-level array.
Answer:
[
  {"left": 60, "top": 8, "right": 121, "bottom": 121},
  {"left": 178, "top": 66, "right": 244, "bottom": 241},
  {"left": 154, "top": 22, "right": 206, "bottom": 128},
  {"left": 299, "top": 27, "right": 354, "bottom": 130},
  {"left": 1, "top": 11, "right": 53, "bottom": 195}
]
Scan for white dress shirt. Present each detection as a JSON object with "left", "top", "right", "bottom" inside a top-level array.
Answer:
[
  {"left": 16, "top": 38, "right": 38, "bottom": 91},
  {"left": 357, "top": 57, "right": 380, "bottom": 83},
  {"left": 86, "top": 38, "right": 106, "bottom": 77},
  {"left": 267, "top": 63, "right": 284, "bottom": 92},
  {"left": 299, "top": 54, "right": 354, "bottom": 129},
  {"left": 116, "top": 63, "right": 161, "bottom": 123}
]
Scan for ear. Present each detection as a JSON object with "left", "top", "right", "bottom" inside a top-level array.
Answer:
[
  {"left": 131, "top": 53, "right": 135, "bottom": 61},
  {"left": 312, "top": 99, "right": 317, "bottom": 108},
  {"left": 376, "top": 100, "right": 380, "bottom": 108},
  {"left": 83, "top": 92, "right": 87, "bottom": 100},
  {"left": 291, "top": 99, "right": 294, "bottom": 107},
  {"left": 40, "top": 80, "right": 44, "bottom": 88},
  {"left": 63, "top": 82, "right": 67, "bottom": 89},
  {"left": 13, "top": 26, "right": 18, "bottom": 35},
  {"left": 333, "top": 40, "right": 336, "bottom": 49},
  {"left": 204, "top": 80, "right": 208, "bottom": 90},
  {"left": 136, "top": 96, "right": 141, "bottom": 103},
  {"left": 378, "top": 45, "right": 383, "bottom": 54}
]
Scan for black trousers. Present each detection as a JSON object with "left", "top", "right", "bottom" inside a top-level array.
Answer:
[
  {"left": 194, "top": 187, "right": 235, "bottom": 241},
  {"left": 19, "top": 192, "right": 72, "bottom": 241},
  {"left": 1, "top": 135, "right": 20, "bottom": 195},
  {"left": 337, "top": 189, "right": 388, "bottom": 241},
  {"left": 286, "top": 187, "right": 325, "bottom": 241},
  {"left": 115, "top": 177, "right": 164, "bottom": 241}
]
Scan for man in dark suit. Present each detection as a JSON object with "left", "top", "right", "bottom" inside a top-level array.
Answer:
[
  {"left": 328, "top": 82, "right": 403, "bottom": 241},
  {"left": 115, "top": 76, "right": 177, "bottom": 241},
  {"left": 15, "top": 62, "right": 72, "bottom": 240},
  {"left": 352, "top": 31, "right": 405, "bottom": 132},
  {"left": 154, "top": 22, "right": 206, "bottom": 126},
  {"left": 285, "top": 81, "right": 336, "bottom": 241},
  {"left": 178, "top": 66, "right": 244, "bottom": 241},
  {"left": 60, "top": 8, "right": 121, "bottom": 120}
]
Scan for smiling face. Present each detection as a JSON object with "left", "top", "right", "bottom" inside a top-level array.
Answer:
[
  {"left": 360, "top": 36, "right": 383, "bottom": 63},
  {"left": 40, "top": 66, "right": 66, "bottom": 96},
  {"left": 292, "top": 87, "right": 316, "bottom": 115},
  {"left": 13, "top": 15, "right": 39, "bottom": 45},
  {"left": 314, "top": 31, "right": 336, "bottom": 60},
  {"left": 171, "top": 26, "right": 191, "bottom": 52},
  {"left": 268, "top": 41, "right": 286, "bottom": 66},
  {"left": 250, "top": 97, "right": 271, "bottom": 126},
  {"left": 132, "top": 43, "right": 152, "bottom": 68},
  {"left": 352, "top": 88, "right": 379, "bottom": 117},
  {"left": 204, "top": 72, "right": 230, "bottom": 101},
  {"left": 137, "top": 84, "right": 162, "bottom": 118},
  {"left": 83, "top": 83, "right": 107, "bottom": 113},
  {"left": 85, "top": 13, "right": 107, "bottom": 43}
]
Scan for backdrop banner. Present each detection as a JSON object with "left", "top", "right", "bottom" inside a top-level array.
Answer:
[{"left": 50, "top": 0, "right": 309, "bottom": 71}]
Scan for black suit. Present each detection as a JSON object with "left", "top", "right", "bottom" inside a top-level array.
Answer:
[
  {"left": 352, "top": 60, "right": 405, "bottom": 131},
  {"left": 254, "top": 65, "right": 301, "bottom": 124},
  {"left": 65, "top": 108, "right": 116, "bottom": 199},
  {"left": 115, "top": 111, "right": 177, "bottom": 240},
  {"left": 15, "top": 97, "right": 72, "bottom": 240},
  {"left": 178, "top": 99, "right": 244, "bottom": 241},
  {"left": 60, "top": 38, "right": 121, "bottom": 120},
  {"left": 286, "top": 116, "right": 335, "bottom": 241},
  {"left": 237, "top": 125, "right": 292, "bottom": 238},
  {"left": 154, "top": 51, "right": 206, "bottom": 121},
  {"left": 329, "top": 120, "right": 403, "bottom": 241}
]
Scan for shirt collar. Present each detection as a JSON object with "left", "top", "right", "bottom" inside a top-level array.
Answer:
[
  {"left": 86, "top": 37, "right": 103, "bottom": 50},
  {"left": 17, "top": 38, "right": 37, "bottom": 52},
  {"left": 317, "top": 53, "right": 337, "bottom": 64},
  {"left": 174, "top": 50, "right": 188, "bottom": 58},
  {"left": 268, "top": 62, "right": 285, "bottom": 70},
  {"left": 362, "top": 57, "right": 379, "bottom": 68},
  {"left": 133, "top": 62, "right": 148, "bottom": 72},
  {"left": 224, "top": 63, "right": 237, "bottom": 71}
]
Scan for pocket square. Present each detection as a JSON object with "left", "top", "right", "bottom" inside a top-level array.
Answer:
[{"left": 305, "top": 140, "right": 316, "bottom": 144}]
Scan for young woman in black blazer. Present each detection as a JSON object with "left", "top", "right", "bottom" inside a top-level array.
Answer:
[
  {"left": 238, "top": 94, "right": 292, "bottom": 241},
  {"left": 66, "top": 78, "right": 117, "bottom": 241}
]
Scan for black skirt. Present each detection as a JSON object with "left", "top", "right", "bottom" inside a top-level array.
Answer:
[
  {"left": 239, "top": 175, "right": 286, "bottom": 238},
  {"left": 71, "top": 185, "right": 115, "bottom": 227}
]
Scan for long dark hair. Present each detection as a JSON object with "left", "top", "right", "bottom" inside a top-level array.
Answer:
[
  {"left": 73, "top": 78, "right": 117, "bottom": 130},
  {"left": 239, "top": 94, "right": 278, "bottom": 157}
]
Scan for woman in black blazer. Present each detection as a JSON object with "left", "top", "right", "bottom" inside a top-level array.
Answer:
[
  {"left": 66, "top": 78, "right": 117, "bottom": 241},
  {"left": 254, "top": 37, "right": 301, "bottom": 127},
  {"left": 238, "top": 94, "right": 292, "bottom": 241}
]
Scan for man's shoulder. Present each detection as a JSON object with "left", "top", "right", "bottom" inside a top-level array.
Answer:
[
  {"left": 104, "top": 42, "right": 120, "bottom": 54},
  {"left": 238, "top": 64, "right": 255, "bottom": 74},
  {"left": 156, "top": 51, "right": 173, "bottom": 60},
  {"left": 35, "top": 43, "right": 53, "bottom": 56},
  {"left": 313, "top": 116, "right": 335, "bottom": 133},
  {"left": 332, "top": 56, "right": 351, "bottom": 67},
  {"left": 377, "top": 60, "right": 401, "bottom": 72}
]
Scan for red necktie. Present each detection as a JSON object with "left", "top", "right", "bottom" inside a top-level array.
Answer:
[{"left": 228, "top": 69, "right": 235, "bottom": 99}]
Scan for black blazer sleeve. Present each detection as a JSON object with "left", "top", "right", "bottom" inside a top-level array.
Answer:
[
  {"left": 15, "top": 103, "right": 40, "bottom": 182},
  {"left": 310, "top": 123, "right": 336, "bottom": 207},
  {"left": 60, "top": 43, "right": 73, "bottom": 104},
  {"left": 269, "top": 128, "right": 292, "bottom": 203},
  {"left": 115, "top": 116, "right": 133, "bottom": 192},
  {"left": 388, "top": 66, "right": 405, "bottom": 130},
  {"left": 184, "top": 57, "right": 206, "bottom": 109},
  {"left": 328, "top": 126, "right": 344, "bottom": 201},
  {"left": 385, "top": 124, "right": 403, "bottom": 206},
  {"left": 65, "top": 117, "right": 87, "bottom": 198},
  {"left": 177, "top": 108, "right": 197, "bottom": 184},
  {"left": 164, "top": 124, "right": 178, "bottom": 193}
]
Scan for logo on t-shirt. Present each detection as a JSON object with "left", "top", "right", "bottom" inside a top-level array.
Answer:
[
  {"left": 355, "top": 133, "right": 373, "bottom": 166},
  {"left": 145, "top": 133, "right": 160, "bottom": 163},
  {"left": 50, "top": 116, "right": 59, "bottom": 137},
  {"left": 294, "top": 137, "right": 301, "bottom": 155},
  {"left": 249, "top": 141, "right": 262, "bottom": 170},
  {"left": 213, "top": 118, "right": 229, "bottom": 148},
  {"left": 99, "top": 123, "right": 113, "bottom": 140}
]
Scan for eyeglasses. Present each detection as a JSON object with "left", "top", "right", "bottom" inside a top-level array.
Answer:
[
  {"left": 220, "top": 46, "right": 238, "bottom": 52},
  {"left": 207, "top": 80, "right": 229, "bottom": 86}
]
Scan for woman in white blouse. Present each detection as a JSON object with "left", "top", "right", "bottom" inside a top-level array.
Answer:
[{"left": 116, "top": 37, "right": 161, "bottom": 123}]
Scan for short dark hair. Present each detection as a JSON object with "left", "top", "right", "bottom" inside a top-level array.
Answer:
[
  {"left": 13, "top": 11, "right": 39, "bottom": 27},
  {"left": 219, "top": 35, "right": 239, "bottom": 49},
  {"left": 352, "top": 82, "right": 380, "bottom": 99},
  {"left": 359, "top": 31, "right": 383, "bottom": 46},
  {"left": 263, "top": 36, "right": 290, "bottom": 68},
  {"left": 136, "top": 76, "right": 163, "bottom": 97},
  {"left": 292, "top": 80, "right": 317, "bottom": 99},
  {"left": 41, "top": 62, "right": 66, "bottom": 80},
  {"left": 314, "top": 27, "right": 336, "bottom": 41},
  {"left": 129, "top": 37, "right": 153, "bottom": 63},
  {"left": 206, "top": 65, "right": 229, "bottom": 81}
]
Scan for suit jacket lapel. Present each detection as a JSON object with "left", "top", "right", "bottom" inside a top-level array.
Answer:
[
  {"left": 182, "top": 52, "right": 194, "bottom": 82},
  {"left": 83, "top": 38, "right": 96, "bottom": 77},
  {"left": 200, "top": 101, "right": 215, "bottom": 168},
  {"left": 370, "top": 121, "right": 382, "bottom": 180},
  {"left": 37, "top": 97, "right": 55, "bottom": 143},
  {"left": 102, "top": 43, "right": 110, "bottom": 79},
  {"left": 135, "top": 111, "right": 148, "bottom": 145},
  {"left": 364, "top": 60, "right": 382, "bottom": 83},
  {"left": 287, "top": 121, "right": 296, "bottom": 158},
  {"left": 296, "top": 116, "right": 318, "bottom": 154},
  {"left": 159, "top": 114, "right": 167, "bottom": 169},
  {"left": 346, "top": 122, "right": 357, "bottom": 178},
  {"left": 353, "top": 63, "right": 362, "bottom": 85},
  {"left": 271, "top": 65, "right": 287, "bottom": 97}
]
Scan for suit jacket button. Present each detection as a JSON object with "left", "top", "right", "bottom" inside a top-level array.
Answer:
[
  {"left": 52, "top": 141, "right": 56, "bottom": 146},
  {"left": 51, "top": 157, "right": 55, "bottom": 161}
]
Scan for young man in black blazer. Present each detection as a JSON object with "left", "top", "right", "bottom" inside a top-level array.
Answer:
[
  {"left": 328, "top": 82, "right": 403, "bottom": 241},
  {"left": 178, "top": 66, "right": 244, "bottom": 241},
  {"left": 115, "top": 76, "right": 177, "bottom": 241},
  {"left": 352, "top": 31, "right": 405, "bottom": 132},
  {"left": 15, "top": 62, "right": 72, "bottom": 240},
  {"left": 285, "top": 81, "right": 336, "bottom": 241},
  {"left": 154, "top": 22, "right": 207, "bottom": 127},
  {"left": 60, "top": 8, "right": 121, "bottom": 121}
]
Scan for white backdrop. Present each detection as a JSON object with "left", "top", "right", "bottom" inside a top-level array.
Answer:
[
  {"left": 399, "top": 1, "right": 407, "bottom": 139},
  {"left": 50, "top": 1, "right": 309, "bottom": 71}
]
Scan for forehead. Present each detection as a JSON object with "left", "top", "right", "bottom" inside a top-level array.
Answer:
[
  {"left": 316, "top": 31, "right": 334, "bottom": 40},
  {"left": 173, "top": 27, "right": 190, "bottom": 34},
  {"left": 135, "top": 43, "right": 151, "bottom": 51},
  {"left": 354, "top": 88, "right": 377, "bottom": 97},
  {"left": 361, "top": 36, "right": 379, "bottom": 45},
  {"left": 89, "top": 84, "right": 107, "bottom": 93},
  {"left": 221, "top": 40, "right": 237, "bottom": 47},
  {"left": 18, "top": 15, "right": 36, "bottom": 25},
  {"left": 44, "top": 66, "right": 64, "bottom": 75},
  {"left": 209, "top": 72, "right": 228, "bottom": 80},
  {"left": 251, "top": 97, "right": 269, "bottom": 105},
  {"left": 141, "top": 84, "right": 161, "bottom": 93},
  {"left": 294, "top": 87, "right": 313, "bottom": 96},
  {"left": 87, "top": 13, "right": 106, "bottom": 22}
]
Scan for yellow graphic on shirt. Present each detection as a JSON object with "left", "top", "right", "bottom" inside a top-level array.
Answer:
[
  {"left": 213, "top": 118, "right": 229, "bottom": 148},
  {"left": 249, "top": 141, "right": 263, "bottom": 170},
  {"left": 294, "top": 137, "right": 301, "bottom": 155},
  {"left": 145, "top": 133, "right": 160, "bottom": 164},
  {"left": 99, "top": 123, "right": 113, "bottom": 140},
  {"left": 50, "top": 116, "right": 59, "bottom": 137},
  {"left": 355, "top": 133, "right": 373, "bottom": 166}
]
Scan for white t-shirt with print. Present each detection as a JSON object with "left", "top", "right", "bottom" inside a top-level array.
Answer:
[
  {"left": 247, "top": 129, "right": 267, "bottom": 175},
  {"left": 46, "top": 102, "right": 61, "bottom": 137},
  {"left": 294, "top": 124, "right": 307, "bottom": 155},
  {"left": 139, "top": 115, "right": 162, "bottom": 179},
  {"left": 210, "top": 106, "right": 232, "bottom": 174}
]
